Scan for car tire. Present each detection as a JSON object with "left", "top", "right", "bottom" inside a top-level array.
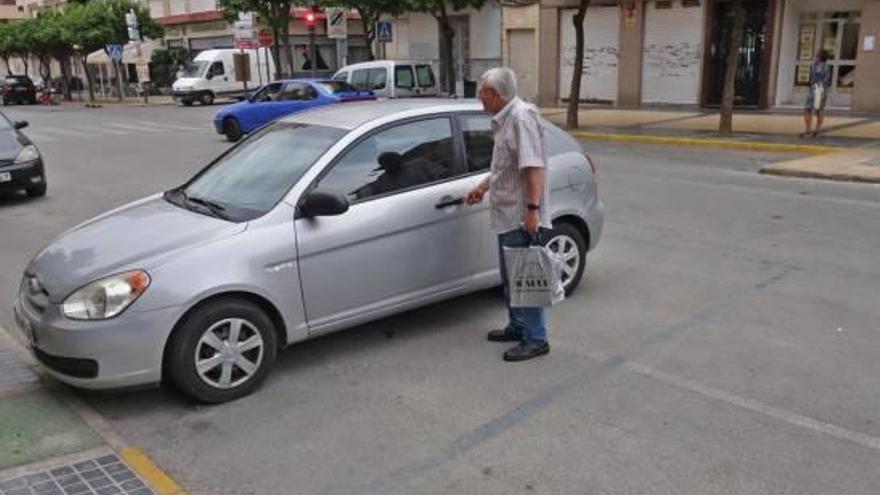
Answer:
[
  {"left": 181, "top": 99, "right": 193, "bottom": 107},
  {"left": 25, "top": 181, "right": 47, "bottom": 198},
  {"left": 166, "top": 298, "right": 277, "bottom": 404},
  {"left": 223, "top": 118, "right": 242, "bottom": 142},
  {"left": 201, "top": 93, "right": 214, "bottom": 106},
  {"left": 547, "top": 221, "right": 587, "bottom": 296}
]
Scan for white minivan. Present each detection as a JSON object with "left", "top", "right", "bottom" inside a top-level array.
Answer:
[
  {"left": 172, "top": 49, "right": 276, "bottom": 106},
  {"left": 333, "top": 60, "right": 439, "bottom": 98}
]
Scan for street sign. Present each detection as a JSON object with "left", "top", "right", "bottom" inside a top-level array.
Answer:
[
  {"left": 125, "top": 10, "right": 139, "bottom": 41},
  {"left": 376, "top": 21, "right": 392, "bottom": 43},
  {"left": 258, "top": 29, "right": 273, "bottom": 47},
  {"left": 233, "top": 21, "right": 254, "bottom": 42},
  {"left": 327, "top": 8, "right": 347, "bottom": 39},
  {"left": 235, "top": 39, "right": 257, "bottom": 49},
  {"left": 136, "top": 60, "right": 150, "bottom": 82},
  {"left": 106, "top": 44, "right": 124, "bottom": 62}
]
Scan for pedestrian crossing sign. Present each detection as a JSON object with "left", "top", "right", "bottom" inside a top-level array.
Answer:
[
  {"left": 377, "top": 21, "right": 392, "bottom": 43},
  {"left": 106, "top": 44, "right": 124, "bottom": 63}
]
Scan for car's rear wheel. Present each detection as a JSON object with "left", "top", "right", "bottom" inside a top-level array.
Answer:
[
  {"left": 166, "top": 299, "right": 277, "bottom": 403},
  {"left": 547, "top": 222, "right": 587, "bottom": 296},
  {"left": 223, "top": 118, "right": 242, "bottom": 142},
  {"left": 26, "top": 180, "right": 47, "bottom": 198},
  {"left": 201, "top": 92, "right": 214, "bottom": 106}
]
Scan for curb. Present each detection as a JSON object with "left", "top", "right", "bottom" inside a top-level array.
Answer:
[
  {"left": 569, "top": 131, "right": 844, "bottom": 155},
  {"left": 0, "top": 323, "right": 188, "bottom": 495},
  {"left": 759, "top": 167, "right": 880, "bottom": 184}
]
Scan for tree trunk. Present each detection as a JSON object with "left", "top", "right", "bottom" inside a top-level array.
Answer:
[
  {"left": 59, "top": 55, "right": 72, "bottom": 101},
  {"left": 21, "top": 56, "right": 29, "bottom": 76},
  {"left": 359, "top": 11, "right": 375, "bottom": 61},
  {"left": 113, "top": 60, "right": 124, "bottom": 101},
  {"left": 281, "top": 27, "right": 294, "bottom": 77},
  {"left": 437, "top": 12, "right": 455, "bottom": 95},
  {"left": 81, "top": 55, "right": 95, "bottom": 102},
  {"left": 271, "top": 27, "right": 282, "bottom": 78},
  {"left": 720, "top": 0, "right": 745, "bottom": 136},
  {"left": 2, "top": 56, "right": 10, "bottom": 75},
  {"left": 566, "top": 0, "right": 589, "bottom": 130}
]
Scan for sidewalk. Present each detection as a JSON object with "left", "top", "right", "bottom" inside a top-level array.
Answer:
[
  {"left": 54, "top": 95, "right": 176, "bottom": 109},
  {"left": 543, "top": 106, "right": 880, "bottom": 184},
  {"left": 0, "top": 326, "right": 185, "bottom": 495}
]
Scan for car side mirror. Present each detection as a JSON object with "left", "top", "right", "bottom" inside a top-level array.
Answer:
[
  {"left": 14, "top": 121, "right": 28, "bottom": 130},
  {"left": 300, "top": 190, "right": 349, "bottom": 217}
]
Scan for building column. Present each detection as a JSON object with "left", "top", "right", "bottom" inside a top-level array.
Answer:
[
  {"left": 537, "top": 5, "right": 560, "bottom": 107},
  {"left": 852, "top": 0, "right": 880, "bottom": 112},
  {"left": 617, "top": 1, "right": 645, "bottom": 108}
]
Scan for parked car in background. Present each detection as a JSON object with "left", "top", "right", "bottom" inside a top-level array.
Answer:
[
  {"left": 173, "top": 49, "right": 276, "bottom": 106},
  {"left": 213, "top": 79, "right": 375, "bottom": 142},
  {"left": 0, "top": 112, "right": 46, "bottom": 198},
  {"left": 1, "top": 76, "right": 38, "bottom": 105},
  {"left": 14, "top": 99, "right": 602, "bottom": 403},
  {"left": 333, "top": 60, "right": 439, "bottom": 98}
]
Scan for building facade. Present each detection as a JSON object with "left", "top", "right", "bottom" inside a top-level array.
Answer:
[{"left": 507, "top": 0, "right": 880, "bottom": 112}]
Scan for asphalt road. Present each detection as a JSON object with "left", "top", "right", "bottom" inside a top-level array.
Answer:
[{"left": 1, "top": 104, "right": 879, "bottom": 495}]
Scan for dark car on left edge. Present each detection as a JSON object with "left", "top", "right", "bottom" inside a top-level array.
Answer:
[
  {"left": 1, "top": 75, "right": 38, "bottom": 105},
  {"left": 0, "top": 113, "right": 46, "bottom": 198}
]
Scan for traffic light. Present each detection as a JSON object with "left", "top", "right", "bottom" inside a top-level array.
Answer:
[{"left": 306, "top": 12, "right": 316, "bottom": 31}]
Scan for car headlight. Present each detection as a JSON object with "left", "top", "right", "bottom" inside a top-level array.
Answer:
[
  {"left": 15, "top": 145, "right": 39, "bottom": 164},
  {"left": 62, "top": 270, "right": 151, "bottom": 320}
]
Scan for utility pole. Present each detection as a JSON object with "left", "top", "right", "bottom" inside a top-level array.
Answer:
[{"left": 307, "top": 9, "right": 317, "bottom": 78}]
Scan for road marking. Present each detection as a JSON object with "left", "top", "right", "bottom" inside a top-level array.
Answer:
[
  {"left": 104, "top": 122, "right": 164, "bottom": 133},
  {"left": 35, "top": 128, "right": 92, "bottom": 138},
  {"left": 76, "top": 124, "right": 128, "bottom": 135},
  {"left": 121, "top": 448, "right": 187, "bottom": 495},
  {"left": 137, "top": 121, "right": 201, "bottom": 132}
]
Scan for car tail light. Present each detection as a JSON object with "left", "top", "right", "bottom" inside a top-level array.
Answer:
[{"left": 584, "top": 153, "right": 598, "bottom": 175}]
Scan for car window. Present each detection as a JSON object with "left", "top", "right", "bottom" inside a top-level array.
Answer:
[
  {"left": 209, "top": 61, "right": 224, "bottom": 77},
  {"left": 368, "top": 68, "right": 387, "bottom": 90},
  {"left": 333, "top": 72, "right": 348, "bottom": 82},
  {"left": 416, "top": 65, "right": 435, "bottom": 88},
  {"left": 394, "top": 65, "right": 414, "bottom": 89},
  {"left": 316, "top": 118, "right": 457, "bottom": 202},
  {"left": 544, "top": 123, "right": 583, "bottom": 156},
  {"left": 179, "top": 123, "right": 346, "bottom": 221},
  {"left": 351, "top": 69, "right": 370, "bottom": 90},
  {"left": 460, "top": 114, "right": 494, "bottom": 172},
  {"left": 316, "top": 81, "right": 357, "bottom": 94},
  {"left": 279, "top": 82, "right": 313, "bottom": 101},
  {"left": 252, "top": 82, "right": 284, "bottom": 102}
]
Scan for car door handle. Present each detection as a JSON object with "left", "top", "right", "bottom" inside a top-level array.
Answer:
[{"left": 435, "top": 197, "right": 464, "bottom": 209}]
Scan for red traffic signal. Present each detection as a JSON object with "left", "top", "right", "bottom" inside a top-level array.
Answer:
[{"left": 306, "top": 12, "right": 316, "bottom": 29}]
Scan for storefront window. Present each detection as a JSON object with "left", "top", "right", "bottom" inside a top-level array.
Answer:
[{"left": 793, "top": 11, "right": 860, "bottom": 88}]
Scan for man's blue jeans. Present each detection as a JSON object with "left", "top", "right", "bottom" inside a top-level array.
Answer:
[{"left": 498, "top": 228, "right": 549, "bottom": 345}]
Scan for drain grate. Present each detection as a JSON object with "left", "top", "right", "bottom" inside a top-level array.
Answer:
[{"left": 0, "top": 454, "right": 154, "bottom": 495}]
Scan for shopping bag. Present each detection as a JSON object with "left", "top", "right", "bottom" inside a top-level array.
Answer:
[
  {"left": 812, "top": 84, "right": 825, "bottom": 111},
  {"left": 503, "top": 242, "right": 565, "bottom": 308}
]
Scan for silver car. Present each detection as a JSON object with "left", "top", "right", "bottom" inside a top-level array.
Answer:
[{"left": 13, "top": 100, "right": 603, "bottom": 403}]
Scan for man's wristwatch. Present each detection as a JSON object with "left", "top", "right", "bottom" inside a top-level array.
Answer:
[{"left": 526, "top": 203, "right": 541, "bottom": 211}]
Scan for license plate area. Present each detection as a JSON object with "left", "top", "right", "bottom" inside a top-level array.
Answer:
[{"left": 0, "top": 172, "right": 11, "bottom": 183}]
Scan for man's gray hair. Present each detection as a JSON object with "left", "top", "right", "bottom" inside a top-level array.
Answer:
[{"left": 480, "top": 67, "right": 518, "bottom": 100}]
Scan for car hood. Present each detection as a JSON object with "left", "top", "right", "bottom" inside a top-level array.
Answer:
[
  {"left": 215, "top": 100, "right": 251, "bottom": 117},
  {"left": 28, "top": 194, "right": 246, "bottom": 302},
  {"left": 0, "top": 130, "right": 24, "bottom": 161},
  {"left": 173, "top": 77, "right": 202, "bottom": 90}
]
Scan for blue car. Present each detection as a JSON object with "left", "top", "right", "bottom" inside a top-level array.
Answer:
[{"left": 213, "top": 79, "right": 375, "bottom": 142}]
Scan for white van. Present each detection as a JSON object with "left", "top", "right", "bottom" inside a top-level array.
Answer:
[
  {"left": 172, "top": 49, "right": 276, "bottom": 106},
  {"left": 333, "top": 60, "right": 439, "bottom": 98}
]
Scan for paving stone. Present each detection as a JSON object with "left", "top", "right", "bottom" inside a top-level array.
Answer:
[
  {"left": 61, "top": 482, "right": 90, "bottom": 494},
  {"left": 53, "top": 475, "right": 80, "bottom": 488},
  {"left": 93, "top": 457, "right": 118, "bottom": 468},
  {"left": 6, "top": 488, "right": 32, "bottom": 495},
  {"left": 71, "top": 462, "right": 97, "bottom": 474},
  {"left": 31, "top": 481, "right": 62, "bottom": 495},
  {"left": 0, "top": 455, "right": 154, "bottom": 495},
  {"left": 118, "top": 480, "right": 144, "bottom": 492},
  {"left": 126, "top": 489, "right": 152, "bottom": 495},
  {"left": 94, "top": 487, "right": 121, "bottom": 495},
  {"left": 83, "top": 477, "right": 112, "bottom": 489},
  {"left": 24, "top": 473, "right": 52, "bottom": 485},
  {"left": 0, "top": 478, "right": 26, "bottom": 491},
  {"left": 47, "top": 468, "right": 73, "bottom": 479},
  {"left": 100, "top": 465, "right": 126, "bottom": 476},
  {"left": 107, "top": 473, "right": 133, "bottom": 484},
  {"left": 76, "top": 472, "right": 102, "bottom": 483}
]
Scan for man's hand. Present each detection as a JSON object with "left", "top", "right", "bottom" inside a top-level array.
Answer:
[
  {"left": 524, "top": 209, "right": 540, "bottom": 235},
  {"left": 466, "top": 186, "right": 486, "bottom": 205}
]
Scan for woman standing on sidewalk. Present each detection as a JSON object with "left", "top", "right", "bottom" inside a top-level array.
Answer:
[{"left": 802, "top": 50, "right": 832, "bottom": 138}]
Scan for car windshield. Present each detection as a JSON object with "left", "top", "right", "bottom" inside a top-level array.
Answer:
[
  {"left": 316, "top": 81, "right": 357, "bottom": 94},
  {"left": 167, "top": 123, "right": 346, "bottom": 222},
  {"left": 183, "top": 61, "right": 208, "bottom": 78},
  {"left": 0, "top": 115, "right": 12, "bottom": 131},
  {"left": 5, "top": 77, "right": 28, "bottom": 85}
]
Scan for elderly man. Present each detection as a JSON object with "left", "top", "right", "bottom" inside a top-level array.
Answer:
[{"left": 466, "top": 67, "right": 551, "bottom": 362}]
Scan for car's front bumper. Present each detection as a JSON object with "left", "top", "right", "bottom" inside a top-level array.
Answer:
[
  {"left": 0, "top": 159, "right": 44, "bottom": 193},
  {"left": 12, "top": 278, "right": 181, "bottom": 390}
]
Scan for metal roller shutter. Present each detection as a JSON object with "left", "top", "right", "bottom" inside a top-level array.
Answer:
[
  {"left": 559, "top": 6, "right": 620, "bottom": 103},
  {"left": 641, "top": 1, "right": 705, "bottom": 105}
]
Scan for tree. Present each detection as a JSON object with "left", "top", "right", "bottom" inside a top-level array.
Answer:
[
  {"left": 408, "top": 0, "right": 487, "bottom": 94},
  {"left": 220, "top": 0, "right": 299, "bottom": 77},
  {"left": 0, "top": 24, "right": 14, "bottom": 75},
  {"left": 150, "top": 46, "right": 191, "bottom": 88},
  {"left": 719, "top": 0, "right": 745, "bottom": 136},
  {"left": 328, "top": 0, "right": 405, "bottom": 61},
  {"left": 8, "top": 18, "right": 39, "bottom": 76},
  {"left": 565, "top": 0, "right": 589, "bottom": 129}
]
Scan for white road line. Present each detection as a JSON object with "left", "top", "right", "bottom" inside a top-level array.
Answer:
[
  {"left": 138, "top": 121, "right": 201, "bottom": 131},
  {"left": 103, "top": 122, "right": 164, "bottom": 133},
  {"left": 36, "top": 127, "right": 93, "bottom": 138},
  {"left": 76, "top": 125, "right": 128, "bottom": 135}
]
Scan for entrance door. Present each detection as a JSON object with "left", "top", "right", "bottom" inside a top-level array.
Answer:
[
  {"left": 793, "top": 11, "right": 861, "bottom": 108},
  {"left": 704, "top": 0, "right": 770, "bottom": 107},
  {"left": 508, "top": 30, "right": 537, "bottom": 101}
]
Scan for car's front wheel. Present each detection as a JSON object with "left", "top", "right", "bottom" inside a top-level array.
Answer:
[
  {"left": 166, "top": 299, "right": 277, "bottom": 403},
  {"left": 223, "top": 117, "right": 242, "bottom": 142},
  {"left": 201, "top": 92, "right": 214, "bottom": 106},
  {"left": 547, "top": 222, "right": 587, "bottom": 296},
  {"left": 26, "top": 180, "right": 47, "bottom": 198}
]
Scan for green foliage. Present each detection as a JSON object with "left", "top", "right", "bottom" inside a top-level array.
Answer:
[{"left": 150, "top": 47, "right": 192, "bottom": 88}]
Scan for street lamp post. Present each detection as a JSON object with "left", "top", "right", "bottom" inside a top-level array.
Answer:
[{"left": 307, "top": 11, "right": 317, "bottom": 78}]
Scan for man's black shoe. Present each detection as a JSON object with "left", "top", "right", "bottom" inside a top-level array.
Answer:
[
  {"left": 487, "top": 328, "right": 523, "bottom": 342},
  {"left": 503, "top": 341, "right": 550, "bottom": 362}
]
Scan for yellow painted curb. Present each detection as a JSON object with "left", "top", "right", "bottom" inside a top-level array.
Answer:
[
  {"left": 569, "top": 131, "right": 844, "bottom": 155},
  {"left": 120, "top": 448, "right": 187, "bottom": 495}
]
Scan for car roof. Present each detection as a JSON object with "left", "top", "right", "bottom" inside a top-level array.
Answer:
[
  {"left": 337, "top": 60, "right": 427, "bottom": 71},
  {"left": 281, "top": 99, "right": 484, "bottom": 130}
]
